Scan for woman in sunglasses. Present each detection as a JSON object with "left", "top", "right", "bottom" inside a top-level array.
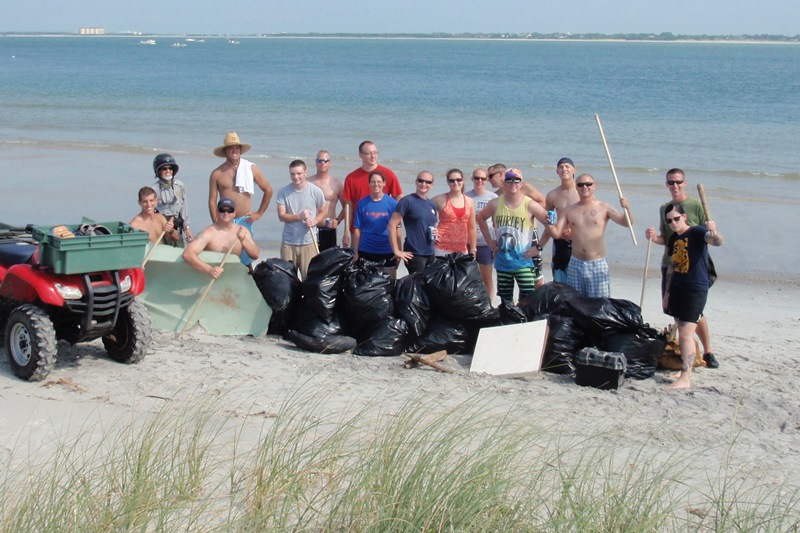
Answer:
[
  {"left": 431, "top": 168, "right": 477, "bottom": 257},
  {"left": 659, "top": 202, "right": 724, "bottom": 390}
]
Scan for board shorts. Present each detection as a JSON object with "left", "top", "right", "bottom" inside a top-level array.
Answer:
[
  {"left": 496, "top": 267, "right": 537, "bottom": 302},
  {"left": 566, "top": 256, "right": 610, "bottom": 298},
  {"left": 667, "top": 287, "right": 708, "bottom": 324},
  {"left": 234, "top": 216, "right": 254, "bottom": 267}
]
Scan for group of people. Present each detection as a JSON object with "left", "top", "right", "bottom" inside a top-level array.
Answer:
[{"left": 129, "top": 132, "right": 723, "bottom": 390}]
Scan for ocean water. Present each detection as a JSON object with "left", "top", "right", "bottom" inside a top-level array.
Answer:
[{"left": 1, "top": 36, "right": 798, "bottom": 281}]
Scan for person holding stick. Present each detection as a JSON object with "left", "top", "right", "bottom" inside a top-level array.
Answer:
[
  {"left": 549, "top": 174, "right": 632, "bottom": 298},
  {"left": 276, "top": 160, "right": 327, "bottom": 279},
  {"left": 645, "top": 168, "right": 718, "bottom": 368},
  {"left": 130, "top": 186, "right": 178, "bottom": 244},
  {"left": 660, "top": 202, "right": 723, "bottom": 390},
  {"left": 182, "top": 198, "right": 259, "bottom": 279}
]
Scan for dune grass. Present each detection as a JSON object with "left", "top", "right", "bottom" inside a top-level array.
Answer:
[{"left": 1, "top": 391, "right": 797, "bottom": 532}]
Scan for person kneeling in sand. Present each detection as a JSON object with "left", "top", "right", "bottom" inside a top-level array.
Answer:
[
  {"left": 182, "top": 198, "right": 259, "bottom": 279},
  {"left": 130, "top": 186, "right": 179, "bottom": 244},
  {"left": 659, "top": 202, "right": 723, "bottom": 390}
]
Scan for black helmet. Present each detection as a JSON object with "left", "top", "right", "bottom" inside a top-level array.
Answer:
[{"left": 153, "top": 153, "right": 179, "bottom": 176}]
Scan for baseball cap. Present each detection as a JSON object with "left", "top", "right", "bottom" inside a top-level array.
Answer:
[
  {"left": 217, "top": 198, "right": 235, "bottom": 211},
  {"left": 504, "top": 168, "right": 523, "bottom": 181},
  {"left": 556, "top": 157, "right": 575, "bottom": 168}
]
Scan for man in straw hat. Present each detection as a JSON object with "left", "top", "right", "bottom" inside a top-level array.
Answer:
[{"left": 208, "top": 132, "right": 273, "bottom": 269}]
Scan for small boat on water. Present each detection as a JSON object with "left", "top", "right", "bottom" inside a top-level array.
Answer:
[
  {"left": 139, "top": 39, "right": 156, "bottom": 45},
  {"left": 228, "top": 39, "right": 240, "bottom": 44},
  {"left": 171, "top": 42, "right": 187, "bottom": 48}
]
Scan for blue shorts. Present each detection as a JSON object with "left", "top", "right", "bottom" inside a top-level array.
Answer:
[
  {"left": 475, "top": 245, "right": 494, "bottom": 266},
  {"left": 234, "top": 216, "right": 255, "bottom": 267},
  {"left": 566, "top": 256, "right": 610, "bottom": 298}
]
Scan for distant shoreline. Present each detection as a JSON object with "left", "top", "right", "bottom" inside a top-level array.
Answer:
[{"left": 2, "top": 32, "right": 799, "bottom": 45}]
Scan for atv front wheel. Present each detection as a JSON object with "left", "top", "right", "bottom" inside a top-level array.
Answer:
[
  {"left": 5, "top": 304, "right": 58, "bottom": 381},
  {"left": 102, "top": 297, "right": 151, "bottom": 364}
]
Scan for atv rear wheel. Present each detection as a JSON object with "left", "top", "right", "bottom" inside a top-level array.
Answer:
[
  {"left": 5, "top": 304, "right": 58, "bottom": 381},
  {"left": 102, "top": 297, "right": 151, "bottom": 364}
]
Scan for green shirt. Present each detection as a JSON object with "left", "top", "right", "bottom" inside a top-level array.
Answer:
[{"left": 659, "top": 196, "right": 707, "bottom": 269}]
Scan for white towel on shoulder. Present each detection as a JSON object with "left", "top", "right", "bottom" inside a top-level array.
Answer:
[{"left": 235, "top": 159, "right": 255, "bottom": 195}]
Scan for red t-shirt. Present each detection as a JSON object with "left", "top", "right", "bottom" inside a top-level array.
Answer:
[{"left": 343, "top": 165, "right": 403, "bottom": 230}]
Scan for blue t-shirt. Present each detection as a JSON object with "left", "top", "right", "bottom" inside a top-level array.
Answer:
[
  {"left": 395, "top": 193, "right": 437, "bottom": 256},
  {"left": 668, "top": 225, "right": 709, "bottom": 291},
  {"left": 354, "top": 194, "right": 397, "bottom": 254}
]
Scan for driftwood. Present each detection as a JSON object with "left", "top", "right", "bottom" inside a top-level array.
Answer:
[{"left": 403, "top": 350, "right": 450, "bottom": 372}]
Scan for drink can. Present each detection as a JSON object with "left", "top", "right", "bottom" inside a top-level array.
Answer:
[
  {"left": 428, "top": 226, "right": 435, "bottom": 241},
  {"left": 547, "top": 210, "right": 557, "bottom": 225}
]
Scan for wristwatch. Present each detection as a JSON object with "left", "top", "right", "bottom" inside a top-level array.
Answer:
[{"left": 534, "top": 244, "right": 543, "bottom": 251}]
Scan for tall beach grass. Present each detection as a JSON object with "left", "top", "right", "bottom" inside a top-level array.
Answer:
[{"left": 1, "top": 391, "right": 797, "bottom": 532}]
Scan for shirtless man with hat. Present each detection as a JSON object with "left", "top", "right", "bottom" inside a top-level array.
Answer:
[
  {"left": 183, "top": 198, "right": 259, "bottom": 279},
  {"left": 208, "top": 132, "right": 273, "bottom": 268}
]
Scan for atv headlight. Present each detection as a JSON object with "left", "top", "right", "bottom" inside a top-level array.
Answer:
[
  {"left": 55, "top": 283, "right": 83, "bottom": 300},
  {"left": 120, "top": 275, "right": 132, "bottom": 293}
]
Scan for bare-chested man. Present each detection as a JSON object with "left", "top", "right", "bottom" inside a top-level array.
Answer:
[
  {"left": 183, "top": 198, "right": 259, "bottom": 279},
  {"left": 537, "top": 157, "right": 580, "bottom": 283},
  {"left": 487, "top": 163, "right": 546, "bottom": 208},
  {"left": 130, "top": 186, "right": 178, "bottom": 244},
  {"left": 307, "top": 150, "right": 346, "bottom": 251},
  {"left": 208, "top": 132, "right": 273, "bottom": 268},
  {"left": 549, "top": 173, "right": 632, "bottom": 298}
]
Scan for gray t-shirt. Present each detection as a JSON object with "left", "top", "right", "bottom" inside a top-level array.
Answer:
[
  {"left": 276, "top": 182, "right": 326, "bottom": 245},
  {"left": 466, "top": 189, "right": 498, "bottom": 246}
]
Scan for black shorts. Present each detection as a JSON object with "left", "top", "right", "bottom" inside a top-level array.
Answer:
[
  {"left": 358, "top": 250, "right": 398, "bottom": 269},
  {"left": 318, "top": 227, "right": 337, "bottom": 251},
  {"left": 667, "top": 287, "right": 708, "bottom": 324}
]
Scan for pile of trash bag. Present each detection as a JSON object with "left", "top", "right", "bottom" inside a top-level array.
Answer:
[{"left": 255, "top": 250, "right": 664, "bottom": 379}]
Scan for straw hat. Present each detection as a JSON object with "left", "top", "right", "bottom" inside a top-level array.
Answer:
[{"left": 213, "top": 132, "right": 252, "bottom": 158}]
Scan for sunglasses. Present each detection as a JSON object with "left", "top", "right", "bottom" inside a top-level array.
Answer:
[
  {"left": 218, "top": 207, "right": 235, "bottom": 214},
  {"left": 447, "top": 178, "right": 463, "bottom": 183},
  {"left": 316, "top": 158, "right": 331, "bottom": 164},
  {"left": 666, "top": 216, "right": 682, "bottom": 223},
  {"left": 504, "top": 178, "right": 522, "bottom": 184},
  {"left": 416, "top": 178, "right": 433, "bottom": 185},
  {"left": 576, "top": 182, "right": 594, "bottom": 188},
  {"left": 666, "top": 180, "right": 685, "bottom": 186},
  {"left": 472, "top": 176, "right": 488, "bottom": 181},
  {"left": 160, "top": 167, "right": 174, "bottom": 172}
]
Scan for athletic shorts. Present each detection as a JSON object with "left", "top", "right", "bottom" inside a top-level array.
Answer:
[
  {"left": 358, "top": 250, "right": 398, "bottom": 269},
  {"left": 234, "top": 216, "right": 255, "bottom": 267},
  {"left": 566, "top": 256, "right": 610, "bottom": 298},
  {"left": 667, "top": 287, "right": 708, "bottom": 324},
  {"left": 552, "top": 239, "right": 572, "bottom": 283},
  {"left": 475, "top": 245, "right": 494, "bottom": 266},
  {"left": 496, "top": 267, "right": 537, "bottom": 302},
  {"left": 318, "top": 227, "right": 337, "bottom": 251}
]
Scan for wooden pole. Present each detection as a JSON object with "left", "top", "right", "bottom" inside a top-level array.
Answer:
[
  {"left": 640, "top": 237, "right": 653, "bottom": 309},
  {"left": 141, "top": 231, "right": 165, "bottom": 269},
  {"left": 177, "top": 244, "right": 236, "bottom": 338},
  {"left": 697, "top": 184, "right": 713, "bottom": 222},
  {"left": 344, "top": 203, "right": 351, "bottom": 248},
  {"left": 594, "top": 113, "right": 637, "bottom": 246}
]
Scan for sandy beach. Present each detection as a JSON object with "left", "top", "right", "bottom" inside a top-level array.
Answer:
[{"left": 2, "top": 263, "right": 799, "bottom": 511}]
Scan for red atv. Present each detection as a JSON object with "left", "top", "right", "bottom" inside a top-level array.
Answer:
[{"left": 0, "top": 223, "right": 152, "bottom": 381}]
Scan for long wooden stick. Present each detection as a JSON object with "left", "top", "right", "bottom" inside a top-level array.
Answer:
[
  {"left": 310, "top": 224, "right": 320, "bottom": 255},
  {"left": 343, "top": 203, "right": 351, "bottom": 247},
  {"left": 141, "top": 231, "right": 165, "bottom": 269},
  {"left": 177, "top": 244, "right": 236, "bottom": 338},
  {"left": 594, "top": 113, "right": 637, "bottom": 246},
  {"left": 697, "top": 184, "right": 713, "bottom": 222},
  {"left": 640, "top": 237, "right": 653, "bottom": 308}
]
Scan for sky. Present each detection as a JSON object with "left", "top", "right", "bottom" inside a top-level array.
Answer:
[{"left": 1, "top": 0, "right": 797, "bottom": 36}]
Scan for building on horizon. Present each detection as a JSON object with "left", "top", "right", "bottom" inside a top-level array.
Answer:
[{"left": 79, "top": 27, "right": 105, "bottom": 35}]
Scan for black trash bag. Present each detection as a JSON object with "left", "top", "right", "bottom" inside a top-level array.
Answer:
[
  {"left": 301, "top": 248, "right": 355, "bottom": 322},
  {"left": 406, "top": 317, "right": 475, "bottom": 355},
  {"left": 285, "top": 329, "right": 356, "bottom": 354},
  {"left": 267, "top": 309, "right": 292, "bottom": 337},
  {"left": 251, "top": 258, "right": 301, "bottom": 312},
  {"left": 465, "top": 299, "right": 527, "bottom": 331},
  {"left": 518, "top": 282, "right": 580, "bottom": 322},
  {"left": 291, "top": 300, "right": 344, "bottom": 338},
  {"left": 393, "top": 273, "right": 432, "bottom": 338},
  {"left": 353, "top": 317, "right": 411, "bottom": 357},
  {"left": 601, "top": 326, "right": 667, "bottom": 380},
  {"left": 541, "top": 313, "right": 584, "bottom": 375},
  {"left": 341, "top": 262, "right": 394, "bottom": 329},
  {"left": 559, "top": 297, "right": 644, "bottom": 337},
  {"left": 423, "top": 253, "right": 493, "bottom": 321}
]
